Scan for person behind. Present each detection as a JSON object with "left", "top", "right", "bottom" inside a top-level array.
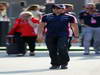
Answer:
[
  {"left": 26, "top": 4, "right": 44, "bottom": 43},
  {"left": 8, "top": 11, "right": 39, "bottom": 56},
  {"left": 40, "top": 4, "right": 79, "bottom": 69},
  {"left": 64, "top": 4, "right": 76, "bottom": 16},
  {"left": 0, "top": 2, "right": 10, "bottom": 46},
  {"left": 0, "top": 2, "right": 9, "bottom": 21},
  {"left": 79, "top": 5, "right": 94, "bottom": 47},
  {"left": 64, "top": 4, "right": 78, "bottom": 50},
  {"left": 79, "top": 3, "right": 100, "bottom": 55},
  {"left": 26, "top": 4, "right": 42, "bottom": 21}
]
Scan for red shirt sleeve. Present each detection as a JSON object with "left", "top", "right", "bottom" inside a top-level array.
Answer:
[
  {"left": 31, "top": 18, "right": 40, "bottom": 24},
  {"left": 8, "top": 18, "right": 21, "bottom": 35}
]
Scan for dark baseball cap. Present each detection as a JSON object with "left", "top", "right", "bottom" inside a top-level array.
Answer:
[{"left": 52, "top": 4, "right": 65, "bottom": 9}]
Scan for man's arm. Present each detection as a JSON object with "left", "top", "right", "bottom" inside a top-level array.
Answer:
[
  {"left": 71, "top": 23, "right": 79, "bottom": 38},
  {"left": 39, "top": 22, "right": 47, "bottom": 33},
  {"left": 70, "top": 23, "right": 79, "bottom": 43}
]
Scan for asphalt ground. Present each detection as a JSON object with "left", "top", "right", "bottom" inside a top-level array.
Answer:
[{"left": 0, "top": 51, "right": 100, "bottom": 75}]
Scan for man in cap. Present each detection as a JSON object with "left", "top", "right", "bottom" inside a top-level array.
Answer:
[{"left": 40, "top": 4, "right": 79, "bottom": 69}]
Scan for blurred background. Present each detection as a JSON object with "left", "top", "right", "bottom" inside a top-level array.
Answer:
[
  {"left": 0, "top": 0, "right": 99, "bottom": 23},
  {"left": 0, "top": 0, "right": 100, "bottom": 47}
]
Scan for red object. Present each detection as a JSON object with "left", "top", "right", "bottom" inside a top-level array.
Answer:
[{"left": 8, "top": 18, "right": 39, "bottom": 37}]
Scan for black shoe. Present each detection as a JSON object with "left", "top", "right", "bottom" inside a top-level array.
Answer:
[
  {"left": 49, "top": 66, "right": 60, "bottom": 69},
  {"left": 29, "top": 52, "right": 35, "bottom": 56},
  {"left": 61, "top": 64, "right": 68, "bottom": 69},
  {"left": 83, "top": 53, "right": 90, "bottom": 55}
]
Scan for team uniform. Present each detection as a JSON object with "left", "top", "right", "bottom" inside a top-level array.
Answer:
[{"left": 42, "top": 13, "right": 76, "bottom": 67}]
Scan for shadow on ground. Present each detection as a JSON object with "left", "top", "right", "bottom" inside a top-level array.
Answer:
[
  {"left": 0, "top": 69, "right": 50, "bottom": 74},
  {"left": 0, "top": 51, "right": 100, "bottom": 59}
]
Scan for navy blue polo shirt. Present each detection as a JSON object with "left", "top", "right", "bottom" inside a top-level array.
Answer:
[{"left": 42, "top": 13, "right": 75, "bottom": 36}]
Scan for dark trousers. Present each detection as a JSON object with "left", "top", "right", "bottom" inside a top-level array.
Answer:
[
  {"left": 45, "top": 35, "right": 70, "bottom": 66},
  {"left": 21, "top": 36, "right": 37, "bottom": 52},
  {"left": 68, "top": 37, "right": 72, "bottom": 50},
  {"left": 14, "top": 32, "right": 26, "bottom": 54}
]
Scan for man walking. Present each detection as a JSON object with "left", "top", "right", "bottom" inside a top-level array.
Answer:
[{"left": 40, "top": 4, "right": 79, "bottom": 69}]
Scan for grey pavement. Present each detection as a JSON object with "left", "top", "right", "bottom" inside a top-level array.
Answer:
[{"left": 0, "top": 51, "right": 100, "bottom": 75}]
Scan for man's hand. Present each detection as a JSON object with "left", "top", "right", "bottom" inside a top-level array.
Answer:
[{"left": 71, "top": 38, "right": 80, "bottom": 43}]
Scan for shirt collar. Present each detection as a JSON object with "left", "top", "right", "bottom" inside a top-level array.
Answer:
[{"left": 53, "top": 13, "right": 65, "bottom": 16}]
